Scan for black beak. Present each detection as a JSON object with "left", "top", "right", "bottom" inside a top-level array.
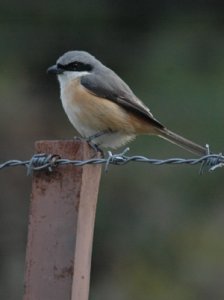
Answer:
[{"left": 47, "top": 65, "right": 64, "bottom": 75}]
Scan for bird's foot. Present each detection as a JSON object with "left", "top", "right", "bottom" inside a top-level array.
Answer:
[
  {"left": 73, "top": 136, "right": 104, "bottom": 157},
  {"left": 88, "top": 141, "right": 104, "bottom": 158}
]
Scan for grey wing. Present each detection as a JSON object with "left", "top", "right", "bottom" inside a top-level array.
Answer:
[{"left": 81, "top": 70, "right": 164, "bottom": 129}]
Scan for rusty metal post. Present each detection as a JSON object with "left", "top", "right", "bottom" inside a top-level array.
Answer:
[{"left": 23, "top": 140, "right": 102, "bottom": 300}]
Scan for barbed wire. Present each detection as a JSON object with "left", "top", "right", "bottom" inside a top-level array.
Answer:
[{"left": 0, "top": 147, "right": 224, "bottom": 175}]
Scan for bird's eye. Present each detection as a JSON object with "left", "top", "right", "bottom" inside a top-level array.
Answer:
[
  {"left": 70, "top": 62, "right": 78, "bottom": 70},
  {"left": 61, "top": 61, "right": 93, "bottom": 72},
  {"left": 63, "top": 61, "right": 79, "bottom": 71}
]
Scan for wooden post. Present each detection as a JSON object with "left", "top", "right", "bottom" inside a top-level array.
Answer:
[{"left": 23, "top": 140, "right": 102, "bottom": 300}]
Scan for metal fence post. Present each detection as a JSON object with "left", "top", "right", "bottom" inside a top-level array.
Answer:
[{"left": 23, "top": 140, "right": 102, "bottom": 300}]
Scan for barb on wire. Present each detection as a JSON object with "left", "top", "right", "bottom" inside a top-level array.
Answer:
[{"left": 0, "top": 147, "right": 224, "bottom": 175}]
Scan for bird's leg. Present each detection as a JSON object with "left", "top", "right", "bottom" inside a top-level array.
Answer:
[
  {"left": 72, "top": 136, "right": 104, "bottom": 157},
  {"left": 85, "top": 129, "right": 113, "bottom": 157},
  {"left": 86, "top": 129, "right": 111, "bottom": 142},
  {"left": 88, "top": 142, "right": 104, "bottom": 157}
]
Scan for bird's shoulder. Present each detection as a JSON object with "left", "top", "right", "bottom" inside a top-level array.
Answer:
[{"left": 80, "top": 69, "right": 164, "bottom": 129}]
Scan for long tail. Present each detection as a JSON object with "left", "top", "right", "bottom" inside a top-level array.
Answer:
[{"left": 157, "top": 128, "right": 207, "bottom": 156}]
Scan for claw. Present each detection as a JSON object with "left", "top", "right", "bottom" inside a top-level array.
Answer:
[{"left": 87, "top": 141, "right": 104, "bottom": 158}]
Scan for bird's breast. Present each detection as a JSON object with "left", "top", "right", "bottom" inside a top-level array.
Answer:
[
  {"left": 59, "top": 78, "right": 97, "bottom": 137},
  {"left": 59, "top": 77, "right": 158, "bottom": 148},
  {"left": 60, "top": 78, "right": 134, "bottom": 136}
]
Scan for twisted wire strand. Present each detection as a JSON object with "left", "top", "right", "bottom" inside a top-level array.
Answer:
[{"left": 0, "top": 148, "right": 224, "bottom": 174}]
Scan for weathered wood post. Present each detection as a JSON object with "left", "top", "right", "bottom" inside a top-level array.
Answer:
[{"left": 23, "top": 140, "right": 102, "bottom": 300}]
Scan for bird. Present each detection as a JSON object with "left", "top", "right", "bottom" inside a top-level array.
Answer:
[{"left": 47, "top": 50, "right": 207, "bottom": 156}]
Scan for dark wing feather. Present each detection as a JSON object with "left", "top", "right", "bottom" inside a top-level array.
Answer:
[{"left": 81, "top": 72, "right": 164, "bottom": 129}]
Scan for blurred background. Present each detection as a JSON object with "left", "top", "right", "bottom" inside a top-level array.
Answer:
[{"left": 1, "top": 1, "right": 224, "bottom": 299}]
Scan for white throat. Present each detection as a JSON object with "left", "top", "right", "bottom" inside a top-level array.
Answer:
[{"left": 57, "top": 70, "right": 90, "bottom": 90}]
